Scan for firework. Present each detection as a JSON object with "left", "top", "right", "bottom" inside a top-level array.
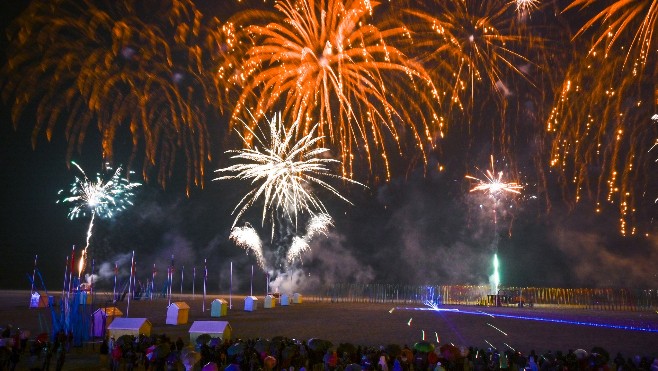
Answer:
[
  {"left": 225, "top": 0, "right": 442, "bottom": 179},
  {"left": 286, "top": 213, "right": 333, "bottom": 263},
  {"left": 404, "top": 0, "right": 539, "bottom": 109},
  {"left": 229, "top": 223, "right": 266, "bottom": 269},
  {"left": 305, "top": 213, "right": 334, "bottom": 240},
  {"left": 466, "top": 156, "right": 523, "bottom": 197},
  {"left": 515, "top": 0, "right": 540, "bottom": 16},
  {"left": 214, "top": 112, "right": 363, "bottom": 236},
  {"left": 565, "top": 0, "right": 657, "bottom": 64},
  {"left": 547, "top": 35, "right": 657, "bottom": 235},
  {"left": 286, "top": 237, "right": 311, "bottom": 264},
  {"left": 1, "top": 0, "right": 234, "bottom": 193},
  {"left": 58, "top": 161, "right": 140, "bottom": 274}
]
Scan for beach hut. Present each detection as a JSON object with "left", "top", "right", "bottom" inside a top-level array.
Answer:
[
  {"left": 29, "top": 292, "right": 47, "bottom": 308},
  {"left": 264, "top": 295, "right": 276, "bottom": 309},
  {"left": 107, "top": 318, "right": 151, "bottom": 338},
  {"left": 166, "top": 302, "right": 190, "bottom": 325},
  {"left": 292, "top": 293, "right": 303, "bottom": 304},
  {"left": 92, "top": 307, "right": 123, "bottom": 338},
  {"left": 210, "top": 299, "right": 228, "bottom": 317},
  {"left": 244, "top": 296, "right": 259, "bottom": 312},
  {"left": 280, "top": 294, "right": 290, "bottom": 306},
  {"left": 188, "top": 321, "right": 232, "bottom": 344}
]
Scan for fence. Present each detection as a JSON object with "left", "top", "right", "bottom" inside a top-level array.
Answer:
[{"left": 301, "top": 283, "right": 658, "bottom": 311}]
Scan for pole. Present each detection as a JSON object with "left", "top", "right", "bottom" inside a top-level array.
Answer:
[
  {"left": 180, "top": 266, "right": 184, "bottom": 297},
  {"left": 31, "top": 255, "right": 38, "bottom": 295},
  {"left": 203, "top": 259, "right": 207, "bottom": 312},
  {"left": 113, "top": 262, "right": 118, "bottom": 302},
  {"left": 229, "top": 261, "right": 233, "bottom": 309},
  {"left": 151, "top": 264, "right": 156, "bottom": 301},
  {"left": 192, "top": 267, "right": 196, "bottom": 299},
  {"left": 127, "top": 250, "right": 134, "bottom": 316},
  {"left": 250, "top": 265, "right": 253, "bottom": 297},
  {"left": 63, "top": 256, "right": 69, "bottom": 298},
  {"left": 69, "top": 245, "right": 75, "bottom": 294}
]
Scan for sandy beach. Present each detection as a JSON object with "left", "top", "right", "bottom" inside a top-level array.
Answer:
[{"left": 0, "top": 290, "right": 656, "bottom": 370}]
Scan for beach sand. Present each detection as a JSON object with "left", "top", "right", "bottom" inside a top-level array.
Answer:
[{"left": 1, "top": 290, "right": 656, "bottom": 370}]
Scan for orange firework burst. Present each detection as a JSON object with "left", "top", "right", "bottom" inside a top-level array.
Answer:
[
  {"left": 1, "top": 0, "right": 235, "bottom": 193},
  {"left": 224, "top": 0, "right": 444, "bottom": 181},
  {"left": 548, "top": 1, "right": 658, "bottom": 235},
  {"left": 565, "top": 0, "right": 657, "bottom": 65},
  {"left": 404, "top": 0, "right": 540, "bottom": 111}
]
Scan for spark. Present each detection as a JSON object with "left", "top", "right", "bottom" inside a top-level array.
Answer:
[
  {"left": 408, "top": 318, "right": 413, "bottom": 326},
  {"left": 58, "top": 161, "right": 140, "bottom": 275},
  {"left": 286, "top": 237, "right": 310, "bottom": 265},
  {"left": 1, "top": 0, "right": 234, "bottom": 192},
  {"left": 405, "top": 0, "right": 540, "bottom": 109},
  {"left": 466, "top": 156, "right": 523, "bottom": 196},
  {"left": 286, "top": 213, "right": 334, "bottom": 263},
  {"left": 225, "top": 0, "right": 442, "bottom": 180},
  {"left": 214, "top": 112, "right": 364, "bottom": 237},
  {"left": 550, "top": 0, "right": 658, "bottom": 235},
  {"left": 435, "top": 332, "right": 440, "bottom": 343},
  {"left": 504, "top": 343, "right": 516, "bottom": 352},
  {"left": 229, "top": 223, "right": 266, "bottom": 269},
  {"left": 516, "top": 0, "right": 540, "bottom": 15}
]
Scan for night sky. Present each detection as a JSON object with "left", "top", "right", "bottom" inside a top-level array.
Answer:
[{"left": 1, "top": 0, "right": 657, "bottom": 293}]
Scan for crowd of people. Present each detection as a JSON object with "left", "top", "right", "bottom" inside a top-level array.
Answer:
[
  {"left": 1, "top": 325, "right": 657, "bottom": 371},
  {"left": 94, "top": 333, "right": 658, "bottom": 371}
]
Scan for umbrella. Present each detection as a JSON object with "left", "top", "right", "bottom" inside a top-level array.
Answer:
[
  {"left": 202, "top": 362, "right": 219, "bottom": 371},
  {"left": 345, "top": 363, "right": 362, "bottom": 371},
  {"left": 227, "top": 342, "right": 245, "bottom": 356},
  {"left": 591, "top": 347, "right": 609, "bottom": 362},
  {"left": 180, "top": 348, "right": 201, "bottom": 370},
  {"left": 196, "top": 334, "right": 212, "bottom": 346},
  {"left": 264, "top": 355, "right": 277, "bottom": 369},
  {"left": 574, "top": 349, "right": 588, "bottom": 360},
  {"left": 154, "top": 343, "right": 171, "bottom": 360},
  {"left": 337, "top": 343, "right": 357, "bottom": 358},
  {"left": 401, "top": 348, "right": 414, "bottom": 362},
  {"left": 282, "top": 345, "right": 298, "bottom": 361},
  {"left": 414, "top": 341, "right": 435, "bottom": 353},
  {"left": 146, "top": 345, "right": 157, "bottom": 361},
  {"left": 385, "top": 344, "right": 402, "bottom": 359},
  {"left": 116, "top": 334, "right": 134, "bottom": 347},
  {"left": 439, "top": 344, "right": 460, "bottom": 361},
  {"left": 254, "top": 339, "right": 271, "bottom": 354},
  {"left": 307, "top": 338, "right": 332, "bottom": 353}
]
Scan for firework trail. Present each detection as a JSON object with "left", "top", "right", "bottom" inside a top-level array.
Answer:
[
  {"left": 229, "top": 223, "right": 266, "bottom": 269},
  {"left": 214, "top": 112, "right": 364, "bottom": 237},
  {"left": 1, "top": 0, "right": 235, "bottom": 193},
  {"left": 548, "top": 0, "right": 658, "bottom": 235},
  {"left": 58, "top": 161, "right": 140, "bottom": 275},
  {"left": 224, "top": 0, "right": 442, "bottom": 180},
  {"left": 466, "top": 155, "right": 522, "bottom": 292}
]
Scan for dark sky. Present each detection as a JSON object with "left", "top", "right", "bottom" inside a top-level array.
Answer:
[{"left": 1, "top": 0, "right": 657, "bottom": 294}]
